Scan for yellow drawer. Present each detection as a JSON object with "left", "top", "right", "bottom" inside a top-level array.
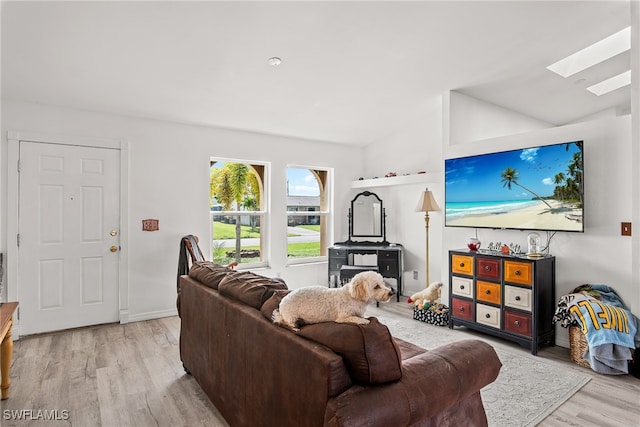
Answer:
[
  {"left": 476, "top": 280, "right": 501, "bottom": 305},
  {"left": 451, "top": 254, "right": 474, "bottom": 276},
  {"left": 504, "top": 261, "right": 533, "bottom": 286}
]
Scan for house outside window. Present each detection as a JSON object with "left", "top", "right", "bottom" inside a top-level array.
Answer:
[
  {"left": 210, "top": 159, "right": 267, "bottom": 267},
  {"left": 286, "top": 166, "right": 331, "bottom": 264}
]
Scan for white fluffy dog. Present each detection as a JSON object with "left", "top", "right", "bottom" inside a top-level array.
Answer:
[{"left": 272, "top": 271, "right": 394, "bottom": 331}]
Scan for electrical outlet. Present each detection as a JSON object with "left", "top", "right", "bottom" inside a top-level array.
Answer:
[
  {"left": 621, "top": 222, "right": 632, "bottom": 236},
  {"left": 413, "top": 270, "right": 418, "bottom": 280}
]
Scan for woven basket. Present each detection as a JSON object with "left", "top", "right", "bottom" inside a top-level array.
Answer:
[{"left": 569, "top": 325, "right": 590, "bottom": 368}]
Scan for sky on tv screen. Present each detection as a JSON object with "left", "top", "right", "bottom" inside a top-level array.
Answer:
[{"left": 445, "top": 141, "right": 583, "bottom": 231}]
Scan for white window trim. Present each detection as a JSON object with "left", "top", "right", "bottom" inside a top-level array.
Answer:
[
  {"left": 285, "top": 165, "right": 333, "bottom": 266},
  {"left": 210, "top": 158, "right": 270, "bottom": 269}
]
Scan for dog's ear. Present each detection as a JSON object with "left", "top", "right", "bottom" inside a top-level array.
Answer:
[{"left": 349, "top": 276, "right": 370, "bottom": 301}]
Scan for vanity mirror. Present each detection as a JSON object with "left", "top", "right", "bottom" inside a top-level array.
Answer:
[
  {"left": 348, "top": 191, "right": 387, "bottom": 244},
  {"left": 330, "top": 191, "right": 402, "bottom": 299}
]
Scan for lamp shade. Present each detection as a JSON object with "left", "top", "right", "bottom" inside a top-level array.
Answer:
[{"left": 415, "top": 188, "right": 441, "bottom": 212}]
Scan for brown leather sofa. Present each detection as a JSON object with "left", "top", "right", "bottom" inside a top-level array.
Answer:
[{"left": 178, "top": 262, "right": 502, "bottom": 427}]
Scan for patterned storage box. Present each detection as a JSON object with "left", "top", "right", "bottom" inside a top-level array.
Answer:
[{"left": 413, "top": 304, "right": 450, "bottom": 327}]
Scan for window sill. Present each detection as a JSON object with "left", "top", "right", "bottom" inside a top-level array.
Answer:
[{"left": 286, "top": 257, "right": 327, "bottom": 267}]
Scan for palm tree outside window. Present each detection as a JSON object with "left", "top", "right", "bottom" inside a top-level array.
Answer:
[{"left": 210, "top": 159, "right": 266, "bottom": 267}]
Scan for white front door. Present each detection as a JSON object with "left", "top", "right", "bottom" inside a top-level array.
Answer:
[{"left": 18, "top": 141, "right": 120, "bottom": 335}]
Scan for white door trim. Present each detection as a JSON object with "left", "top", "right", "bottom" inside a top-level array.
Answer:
[{"left": 6, "top": 130, "right": 130, "bottom": 337}]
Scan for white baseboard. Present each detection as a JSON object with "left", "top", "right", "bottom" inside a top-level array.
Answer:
[
  {"left": 126, "top": 308, "right": 178, "bottom": 323},
  {"left": 556, "top": 336, "right": 569, "bottom": 349}
]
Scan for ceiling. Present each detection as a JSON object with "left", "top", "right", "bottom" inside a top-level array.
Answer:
[{"left": 1, "top": 1, "right": 632, "bottom": 146}]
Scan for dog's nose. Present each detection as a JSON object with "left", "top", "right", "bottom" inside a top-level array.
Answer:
[{"left": 389, "top": 287, "right": 396, "bottom": 295}]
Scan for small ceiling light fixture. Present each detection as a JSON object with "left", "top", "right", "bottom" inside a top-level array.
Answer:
[{"left": 267, "top": 57, "right": 282, "bottom": 66}]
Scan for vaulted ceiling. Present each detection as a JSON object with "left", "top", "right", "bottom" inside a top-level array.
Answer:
[{"left": 1, "top": 1, "right": 632, "bottom": 145}]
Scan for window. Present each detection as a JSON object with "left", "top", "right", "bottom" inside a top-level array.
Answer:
[
  {"left": 286, "top": 166, "right": 331, "bottom": 263},
  {"left": 210, "top": 159, "right": 267, "bottom": 267}
]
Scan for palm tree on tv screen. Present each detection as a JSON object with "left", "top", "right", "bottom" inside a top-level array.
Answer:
[
  {"left": 551, "top": 147, "right": 583, "bottom": 208},
  {"left": 500, "top": 167, "right": 553, "bottom": 209}
]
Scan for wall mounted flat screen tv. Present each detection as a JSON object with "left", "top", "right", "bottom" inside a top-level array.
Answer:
[{"left": 445, "top": 141, "right": 584, "bottom": 232}]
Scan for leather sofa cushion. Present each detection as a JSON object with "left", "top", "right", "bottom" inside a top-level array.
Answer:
[
  {"left": 394, "top": 337, "right": 428, "bottom": 361},
  {"left": 299, "top": 318, "right": 402, "bottom": 385},
  {"left": 260, "top": 289, "right": 291, "bottom": 320},
  {"left": 188, "top": 261, "right": 233, "bottom": 290},
  {"left": 218, "top": 271, "right": 288, "bottom": 309}
]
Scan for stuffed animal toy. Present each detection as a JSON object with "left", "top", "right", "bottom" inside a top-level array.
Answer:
[{"left": 407, "top": 282, "right": 443, "bottom": 307}]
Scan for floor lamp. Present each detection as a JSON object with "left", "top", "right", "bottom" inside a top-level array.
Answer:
[{"left": 415, "top": 188, "right": 440, "bottom": 286}]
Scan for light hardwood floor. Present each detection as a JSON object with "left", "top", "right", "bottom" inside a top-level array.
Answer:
[{"left": 1, "top": 302, "right": 639, "bottom": 427}]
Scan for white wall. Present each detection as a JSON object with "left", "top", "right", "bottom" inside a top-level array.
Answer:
[
  {"left": 366, "top": 91, "right": 634, "bottom": 349},
  {"left": 361, "top": 98, "right": 444, "bottom": 297},
  {"left": 446, "top": 91, "right": 553, "bottom": 144},
  {"left": 0, "top": 100, "right": 363, "bottom": 322},
  {"left": 631, "top": 0, "right": 640, "bottom": 333},
  {"left": 444, "top": 115, "right": 633, "bottom": 349}
]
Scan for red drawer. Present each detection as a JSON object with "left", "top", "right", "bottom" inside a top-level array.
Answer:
[
  {"left": 451, "top": 297, "right": 473, "bottom": 321},
  {"left": 504, "top": 310, "right": 532, "bottom": 337},
  {"left": 476, "top": 257, "right": 501, "bottom": 280}
]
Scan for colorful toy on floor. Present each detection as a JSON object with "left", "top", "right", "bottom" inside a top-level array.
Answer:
[{"left": 407, "top": 282, "right": 443, "bottom": 307}]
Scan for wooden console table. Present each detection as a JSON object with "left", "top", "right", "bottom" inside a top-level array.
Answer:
[{"left": 1, "top": 302, "right": 18, "bottom": 400}]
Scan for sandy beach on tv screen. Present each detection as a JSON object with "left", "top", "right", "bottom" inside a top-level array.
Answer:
[{"left": 447, "top": 200, "right": 582, "bottom": 231}]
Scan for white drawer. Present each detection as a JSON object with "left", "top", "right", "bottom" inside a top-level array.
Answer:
[
  {"left": 476, "top": 303, "right": 501, "bottom": 329},
  {"left": 505, "top": 286, "right": 532, "bottom": 312},
  {"left": 451, "top": 276, "right": 473, "bottom": 298}
]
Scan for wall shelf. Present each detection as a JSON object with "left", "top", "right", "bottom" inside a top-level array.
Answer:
[{"left": 351, "top": 172, "right": 439, "bottom": 188}]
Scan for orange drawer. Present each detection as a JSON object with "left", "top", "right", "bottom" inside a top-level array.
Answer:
[
  {"left": 451, "top": 297, "right": 473, "bottom": 321},
  {"left": 504, "top": 261, "right": 533, "bottom": 286},
  {"left": 476, "top": 257, "right": 501, "bottom": 280},
  {"left": 476, "top": 280, "right": 501, "bottom": 305},
  {"left": 504, "top": 310, "right": 532, "bottom": 337},
  {"left": 451, "top": 254, "right": 474, "bottom": 276}
]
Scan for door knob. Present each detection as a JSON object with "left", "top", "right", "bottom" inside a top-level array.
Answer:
[
  {"left": 110, "top": 245, "right": 119, "bottom": 252},
  {"left": 110, "top": 230, "right": 118, "bottom": 236}
]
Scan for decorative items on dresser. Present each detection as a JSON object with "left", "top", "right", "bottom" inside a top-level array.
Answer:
[{"left": 448, "top": 249, "right": 555, "bottom": 355}]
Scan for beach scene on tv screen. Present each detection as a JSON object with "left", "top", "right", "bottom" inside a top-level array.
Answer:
[{"left": 445, "top": 141, "right": 583, "bottom": 232}]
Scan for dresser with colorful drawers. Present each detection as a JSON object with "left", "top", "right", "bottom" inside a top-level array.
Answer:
[{"left": 449, "top": 249, "right": 556, "bottom": 355}]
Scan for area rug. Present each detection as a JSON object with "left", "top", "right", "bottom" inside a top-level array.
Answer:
[{"left": 366, "top": 305, "right": 591, "bottom": 427}]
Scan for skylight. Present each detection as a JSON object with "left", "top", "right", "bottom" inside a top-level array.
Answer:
[
  {"left": 547, "top": 26, "right": 630, "bottom": 78},
  {"left": 586, "top": 70, "right": 631, "bottom": 96}
]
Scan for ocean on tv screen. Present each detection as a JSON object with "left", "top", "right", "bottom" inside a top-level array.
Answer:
[{"left": 445, "top": 141, "right": 583, "bottom": 232}]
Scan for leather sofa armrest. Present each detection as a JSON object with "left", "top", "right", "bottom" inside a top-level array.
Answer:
[
  {"left": 401, "top": 339, "right": 502, "bottom": 414},
  {"left": 324, "top": 339, "right": 501, "bottom": 427}
]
